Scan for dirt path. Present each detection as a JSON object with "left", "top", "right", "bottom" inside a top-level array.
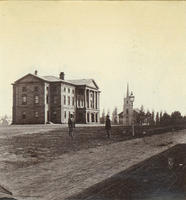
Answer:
[{"left": 0, "top": 129, "right": 185, "bottom": 200}]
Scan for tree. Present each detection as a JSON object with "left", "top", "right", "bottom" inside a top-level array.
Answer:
[
  {"left": 150, "top": 110, "right": 155, "bottom": 126},
  {"left": 112, "top": 107, "right": 118, "bottom": 124},
  {"left": 161, "top": 112, "right": 171, "bottom": 126},
  {"left": 139, "top": 105, "right": 146, "bottom": 125},
  {"left": 146, "top": 110, "right": 151, "bottom": 125},
  {"left": 156, "top": 112, "right": 160, "bottom": 126},
  {"left": 159, "top": 111, "right": 163, "bottom": 125},
  {"left": 100, "top": 109, "right": 105, "bottom": 124},
  {"left": 171, "top": 111, "right": 182, "bottom": 124}
]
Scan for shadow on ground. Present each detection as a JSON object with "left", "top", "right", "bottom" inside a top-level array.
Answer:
[{"left": 67, "top": 144, "right": 186, "bottom": 200}]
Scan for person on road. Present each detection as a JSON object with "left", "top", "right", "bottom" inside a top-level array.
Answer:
[
  {"left": 105, "top": 115, "right": 111, "bottom": 138},
  {"left": 68, "top": 114, "right": 75, "bottom": 139}
]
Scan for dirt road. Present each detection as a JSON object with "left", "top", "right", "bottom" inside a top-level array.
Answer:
[{"left": 0, "top": 126, "right": 185, "bottom": 200}]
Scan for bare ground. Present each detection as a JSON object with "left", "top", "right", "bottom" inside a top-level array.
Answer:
[{"left": 0, "top": 125, "right": 185, "bottom": 200}]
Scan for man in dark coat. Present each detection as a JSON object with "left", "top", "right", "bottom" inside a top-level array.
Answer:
[
  {"left": 68, "top": 114, "right": 75, "bottom": 139},
  {"left": 105, "top": 115, "right": 111, "bottom": 138}
]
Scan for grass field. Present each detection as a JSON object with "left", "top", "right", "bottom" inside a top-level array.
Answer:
[{"left": 0, "top": 125, "right": 185, "bottom": 200}]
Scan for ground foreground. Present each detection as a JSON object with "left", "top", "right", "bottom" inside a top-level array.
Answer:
[{"left": 0, "top": 125, "right": 185, "bottom": 200}]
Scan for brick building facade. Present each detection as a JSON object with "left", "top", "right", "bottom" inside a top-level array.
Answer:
[{"left": 12, "top": 71, "right": 100, "bottom": 124}]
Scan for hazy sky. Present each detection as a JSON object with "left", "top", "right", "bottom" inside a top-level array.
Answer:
[{"left": 1, "top": 1, "right": 186, "bottom": 117}]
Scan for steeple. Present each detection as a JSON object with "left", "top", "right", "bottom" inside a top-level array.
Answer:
[{"left": 126, "top": 83, "right": 129, "bottom": 97}]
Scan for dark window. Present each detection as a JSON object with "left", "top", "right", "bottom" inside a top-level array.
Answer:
[
  {"left": 68, "top": 88, "right": 70, "bottom": 93},
  {"left": 72, "top": 89, "right": 75, "bottom": 94},
  {"left": 68, "top": 96, "right": 70, "bottom": 105},
  {"left": 126, "top": 109, "right": 129, "bottom": 114},
  {"left": 22, "top": 87, "right": 27, "bottom": 92},
  {"left": 35, "top": 111, "right": 38, "bottom": 118},
  {"left": 81, "top": 99, "right": 84, "bottom": 107},
  {"left": 78, "top": 99, "right": 80, "bottom": 107},
  {"left": 72, "top": 97, "right": 74, "bottom": 106},
  {"left": 22, "top": 95, "right": 27, "bottom": 105},
  {"left": 64, "top": 95, "right": 66, "bottom": 105},
  {"left": 91, "top": 113, "right": 95, "bottom": 122},
  {"left": 64, "top": 87, "right": 66, "bottom": 92},
  {"left": 87, "top": 113, "right": 89, "bottom": 122},
  {"left": 96, "top": 113, "right": 98, "bottom": 122},
  {"left": 34, "top": 86, "right": 38, "bottom": 92},
  {"left": 34, "top": 95, "right": 39, "bottom": 104},
  {"left": 64, "top": 111, "right": 66, "bottom": 119},
  {"left": 22, "top": 112, "right": 26, "bottom": 119},
  {"left": 46, "top": 95, "right": 49, "bottom": 104},
  {"left": 53, "top": 111, "right": 57, "bottom": 119},
  {"left": 54, "top": 96, "right": 57, "bottom": 104}
]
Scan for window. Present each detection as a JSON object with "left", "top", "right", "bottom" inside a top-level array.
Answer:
[
  {"left": 68, "top": 88, "right": 70, "bottom": 93},
  {"left": 53, "top": 86, "right": 57, "bottom": 92},
  {"left": 34, "top": 86, "right": 38, "bottom": 92},
  {"left": 64, "top": 87, "right": 66, "bottom": 92},
  {"left": 87, "top": 113, "right": 89, "bottom": 123},
  {"left": 22, "top": 112, "right": 26, "bottom": 119},
  {"left": 64, "top": 95, "right": 66, "bottom": 105},
  {"left": 35, "top": 111, "right": 39, "bottom": 118},
  {"left": 78, "top": 99, "right": 80, "bottom": 107},
  {"left": 54, "top": 96, "right": 57, "bottom": 104},
  {"left": 22, "top": 95, "right": 27, "bottom": 105},
  {"left": 81, "top": 99, "right": 84, "bottom": 107},
  {"left": 68, "top": 96, "right": 70, "bottom": 105},
  {"left": 22, "top": 87, "right": 27, "bottom": 92},
  {"left": 64, "top": 111, "right": 66, "bottom": 119},
  {"left": 34, "top": 95, "right": 39, "bottom": 104},
  {"left": 96, "top": 113, "right": 98, "bottom": 122},
  {"left": 53, "top": 111, "right": 57, "bottom": 119},
  {"left": 72, "top": 89, "right": 75, "bottom": 94},
  {"left": 72, "top": 97, "right": 74, "bottom": 106},
  {"left": 46, "top": 95, "right": 49, "bottom": 104},
  {"left": 126, "top": 109, "right": 129, "bottom": 114}
]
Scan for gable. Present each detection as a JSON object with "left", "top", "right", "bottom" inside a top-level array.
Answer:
[
  {"left": 87, "top": 80, "right": 99, "bottom": 89},
  {"left": 15, "top": 74, "right": 45, "bottom": 84}
]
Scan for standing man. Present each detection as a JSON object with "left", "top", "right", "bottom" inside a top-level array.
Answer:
[
  {"left": 68, "top": 114, "right": 75, "bottom": 139},
  {"left": 105, "top": 115, "right": 111, "bottom": 138}
]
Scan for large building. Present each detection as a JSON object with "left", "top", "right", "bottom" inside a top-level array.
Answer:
[{"left": 12, "top": 71, "right": 100, "bottom": 124}]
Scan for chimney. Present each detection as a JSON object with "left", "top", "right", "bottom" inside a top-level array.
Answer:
[
  {"left": 34, "top": 70, "right": 38, "bottom": 75},
  {"left": 60, "top": 72, "right": 65, "bottom": 80}
]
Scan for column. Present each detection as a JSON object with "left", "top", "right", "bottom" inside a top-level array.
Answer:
[
  {"left": 95, "top": 92, "right": 97, "bottom": 109},
  {"left": 89, "top": 90, "right": 91, "bottom": 109},
  {"left": 84, "top": 88, "right": 87, "bottom": 108},
  {"left": 93, "top": 91, "right": 94, "bottom": 109}
]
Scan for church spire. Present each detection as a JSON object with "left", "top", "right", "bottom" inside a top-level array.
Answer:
[{"left": 127, "top": 83, "right": 129, "bottom": 97}]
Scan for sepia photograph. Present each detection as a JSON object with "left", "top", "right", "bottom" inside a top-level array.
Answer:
[{"left": 0, "top": 1, "right": 186, "bottom": 199}]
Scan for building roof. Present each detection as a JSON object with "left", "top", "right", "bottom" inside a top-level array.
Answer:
[
  {"left": 14, "top": 73, "right": 99, "bottom": 89},
  {"left": 67, "top": 79, "right": 99, "bottom": 89},
  {"left": 42, "top": 76, "right": 62, "bottom": 82}
]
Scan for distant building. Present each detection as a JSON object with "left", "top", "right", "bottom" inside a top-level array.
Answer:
[
  {"left": 12, "top": 71, "right": 100, "bottom": 124},
  {"left": 123, "top": 84, "right": 135, "bottom": 126},
  {"left": 118, "top": 84, "right": 135, "bottom": 126},
  {"left": 118, "top": 108, "right": 139, "bottom": 125}
]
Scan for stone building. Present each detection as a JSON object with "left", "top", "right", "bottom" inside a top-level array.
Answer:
[{"left": 12, "top": 71, "right": 100, "bottom": 124}]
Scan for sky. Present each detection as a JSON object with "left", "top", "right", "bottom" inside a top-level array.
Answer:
[{"left": 0, "top": 1, "right": 186, "bottom": 117}]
